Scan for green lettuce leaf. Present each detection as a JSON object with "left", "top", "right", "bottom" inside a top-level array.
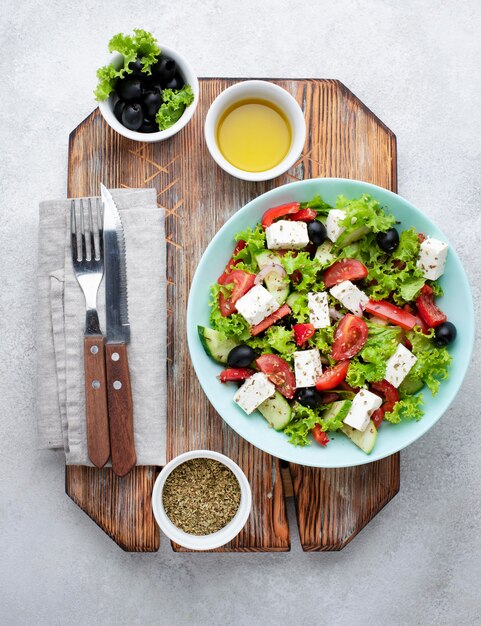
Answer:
[
  {"left": 280, "top": 251, "right": 322, "bottom": 291},
  {"left": 346, "top": 322, "right": 401, "bottom": 387},
  {"left": 337, "top": 193, "right": 396, "bottom": 234},
  {"left": 300, "top": 195, "right": 332, "bottom": 215},
  {"left": 406, "top": 327, "right": 452, "bottom": 395},
  {"left": 232, "top": 224, "right": 267, "bottom": 273},
  {"left": 209, "top": 284, "right": 250, "bottom": 340},
  {"left": 156, "top": 85, "right": 194, "bottom": 130},
  {"left": 384, "top": 394, "right": 424, "bottom": 423},
  {"left": 308, "top": 326, "right": 335, "bottom": 357},
  {"left": 94, "top": 29, "right": 160, "bottom": 100},
  {"left": 283, "top": 401, "right": 347, "bottom": 446}
]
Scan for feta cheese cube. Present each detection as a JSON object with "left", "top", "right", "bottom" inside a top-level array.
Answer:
[
  {"left": 417, "top": 237, "right": 449, "bottom": 280},
  {"left": 308, "top": 292, "right": 331, "bottom": 328},
  {"left": 384, "top": 343, "right": 417, "bottom": 388},
  {"left": 233, "top": 372, "right": 276, "bottom": 415},
  {"left": 265, "top": 220, "right": 309, "bottom": 250},
  {"left": 326, "top": 209, "right": 346, "bottom": 242},
  {"left": 343, "top": 389, "right": 383, "bottom": 432},
  {"left": 294, "top": 349, "right": 323, "bottom": 388},
  {"left": 235, "top": 284, "right": 279, "bottom": 326},
  {"left": 329, "top": 280, "right": 369, "bottom": 316}
]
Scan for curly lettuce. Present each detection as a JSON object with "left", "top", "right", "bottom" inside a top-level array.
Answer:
[
  {"left": 337, "top": 193, "right": 396, "bottom": 236},
  {"left": 233, "top": 224, "right": 267, "bottom": 273},
  {"left": 209, "top": 284, "right": 250, "bottom": 340},
  {"left": 283, "top": 401, "right": 350, "bottom": 446},
  {"left": 406, "top": 327, "right": 452, "bottom": 395},
  {"left": 94, "top": 29, "right": 161, "bottom": 100},
  {"left": 156, "top": 85, "right": 195, "bottom": 130},
  {"left": 280, "top": 251, "right": 322, "bottom": 291},
  {"left": 385, "top": 394, "right": 424, "bottom": 424}
]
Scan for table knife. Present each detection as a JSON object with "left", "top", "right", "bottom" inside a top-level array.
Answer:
[{"left": 101, "top": 184, "right": 137, "bottom": 476}]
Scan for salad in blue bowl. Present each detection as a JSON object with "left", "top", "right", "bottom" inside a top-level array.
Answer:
[{"left": 187, "top": 179, "right": 474, "bottom": 467}]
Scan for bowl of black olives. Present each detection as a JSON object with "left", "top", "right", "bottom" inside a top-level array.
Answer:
[{"left": 97, "top": 41, "right": 198, "bottom": 142}]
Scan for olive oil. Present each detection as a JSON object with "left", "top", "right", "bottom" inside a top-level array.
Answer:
[{"left": 216, "top": 99, "right": 291, "bottom": 172}]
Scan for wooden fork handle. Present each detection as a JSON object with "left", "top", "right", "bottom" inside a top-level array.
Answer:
[
  {"left": 83, "top": 335, "right": 110, "bottom": 468},
  {"left": 105, "top": 342, "right": 136, "bottom": 477}
]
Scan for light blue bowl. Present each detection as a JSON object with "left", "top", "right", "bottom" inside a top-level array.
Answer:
[{"left": 186, "top": 179, "right": 474, "bottom": 467}]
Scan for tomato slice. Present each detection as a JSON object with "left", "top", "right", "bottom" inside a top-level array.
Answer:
[
  {"left": 331, "top": 315, "right": 369, "bottom": 360},
  {"left": 312, "top": 424, "right": 330, "bottom": 446},
  {"left": 315, "top": 361, "right": 350, "bottom": 391},
  {"left": 324, "top": 259, "right": 368, "bottom": 288},
  {"left": 250, "top": 304, "right": 291, "bottom": 336},
  {"left": 416, "top": 284, "right": 447, "bottom": 328},
  {"left": 293, "top": 323, "right": 315, "bottom": 346},
  {"left": 256, "top": 354, "right": 296, "bottom": 399},
  {"left": 289, "top": 208, "right": 316, "bottom": 222},
  {"left": 218, "top": 241, "right": 246, "bottom": 284},
  {"left": 365, "top": 299, "right": 418, "bottom": 330},
  {"left": 219, "top": 368, "right": 255, "bottom": 383},
  {"left": 262, "top": 202, "right": 301, "bottom": 228},
  {"left": 369, "top": 380, "right": 399, "bottom": 428},
  {"left": 223, "top": 270, "right": 256, "bottom": 304},
  {"left": 218, "top": 290, "right": 237, "bottom": 317}
]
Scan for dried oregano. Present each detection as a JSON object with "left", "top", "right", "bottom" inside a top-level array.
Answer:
[{"left": 162, "top": 458, "right": 241, "bottom": 535}]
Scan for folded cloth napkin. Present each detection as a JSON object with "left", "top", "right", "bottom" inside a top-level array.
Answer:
[{"left": 36, "top": 188, "right": 166, "bottom": 466}]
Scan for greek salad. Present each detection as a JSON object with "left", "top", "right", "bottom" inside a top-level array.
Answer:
[{"left": 198, "top": 193, "right": 455, "bottom": 454}]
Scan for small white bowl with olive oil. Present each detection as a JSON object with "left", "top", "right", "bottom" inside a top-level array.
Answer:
[{"left": 204, "top": 80, "right": 306, "bottom": 181}]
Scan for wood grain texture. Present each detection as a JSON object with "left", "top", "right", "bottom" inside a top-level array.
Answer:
[
  {"left": 83, "top": 335, "right": 110, "bottom": 468},
  {"left": 67, "top": 79, "right": 398, "bottom": 552}
]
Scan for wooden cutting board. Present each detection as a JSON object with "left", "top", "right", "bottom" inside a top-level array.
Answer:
[{"left": 66, "top": 79, "right": 399, "bottom": 552}]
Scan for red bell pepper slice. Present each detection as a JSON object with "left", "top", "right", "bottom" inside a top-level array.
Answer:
[
  {"left": 261, "top": 202, "right": 301, "bottom": 228},
  {"left": 416, "top": 284, "right": 447, "bottom": 328},
  {"left": 293, "top": 323, "right": 315, "bottom": 346},
  {"left": 289, "top": 208, "right": 317, "bottom": 222},
  {"left": 250, "top": 304, "right": 291, "bottom": 336},
  {"left": 365, "top": 299, "right": 418, "bottom": 330},
  {"left": 218, "top": 368, "right": 256, "bottom": 383}
]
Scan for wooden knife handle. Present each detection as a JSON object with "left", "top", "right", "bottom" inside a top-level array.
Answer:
[
  {"left": 83, "top": 335, "right": 110, "bottom": 468},
  {"left": 105, "top": 342, "right": 136, "bottom": 476}
]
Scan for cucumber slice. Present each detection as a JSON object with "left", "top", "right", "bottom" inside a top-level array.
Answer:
[
  {"left": 198, "top": 326, "right": 238, "bottom": 364},
  {"left": 399, "top": 375, "right": 424, "bottom": 395},
  {"left": 258, "top": 391, "right": 292, "bottom": 430},
  {"left": 286, "top": 291, "right": 303, "bottom": 309},
  {"left": 314, "top": 241, "right": 336, "bottom": 266},
  {"left": 337, "top": 225, "right": 370, "bottom": 248},
  {"left": 322, "top": 399, "right": 352, "bottom": 422},
  {"left": 255, "top": 251, "right": 290, "bottom": 304},
  {"left": 341, "top": 420, "right": 378, "bottom": 454}
]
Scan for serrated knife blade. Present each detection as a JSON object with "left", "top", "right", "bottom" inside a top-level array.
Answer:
[
  {"left": 101, "top": 184, "right": 130, "bottom": 343},
  {"left": 101, "top": 183, "right": 136, "bottom": 476}
]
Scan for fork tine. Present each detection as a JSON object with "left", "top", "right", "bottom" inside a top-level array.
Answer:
[
  {"left": 79, "top": 198, "right": 87, "bottom": 260},
  {"left": 70, "top": 200, "right": 78, "bottom": 261},
  {"left": 88, "top": 198, "right": 96, "bottom": 260},
  {"left": 97, "top": 197, "right": 104, "bottom": 259}
]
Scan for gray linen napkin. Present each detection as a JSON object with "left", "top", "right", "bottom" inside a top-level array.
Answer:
[{"left": 36, "top": 188, "right": 166, "bottom": 466}]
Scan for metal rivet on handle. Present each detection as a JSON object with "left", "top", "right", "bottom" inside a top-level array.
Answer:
[
  {"left": 111, "top": 352, "right": 120, "bottom": 361},
  {"left": 92, "top": 380, "right": 100, "bottom": 389},
  {"left": 90, "top": 345, "right": 99, "bottom": 355},
  {"left": 113, "top": 380, "right": 122, "bottom": 390}
]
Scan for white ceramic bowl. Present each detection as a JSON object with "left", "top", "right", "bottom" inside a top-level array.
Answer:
[
  {"left": 151, "top": 450, "right": 252, "bottom": 550},
  {"left": 204, "top": 80, "right": 306, "bottom": 181},
  {"left": 98, "top": 45, "right": 199, "bottom": 143}
]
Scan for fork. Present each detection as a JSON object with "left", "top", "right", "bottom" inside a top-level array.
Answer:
[{"left": 71, "top": 198, "right": 110, "bottom": 468}]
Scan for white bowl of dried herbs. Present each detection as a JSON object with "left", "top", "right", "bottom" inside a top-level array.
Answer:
[{"left": 152, "top": 450, "right": 252, "bottom": 550}]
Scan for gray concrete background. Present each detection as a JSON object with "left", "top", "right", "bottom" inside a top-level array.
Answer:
[{"left": 1, "top": 1, "right": 480, "bottom": 624}]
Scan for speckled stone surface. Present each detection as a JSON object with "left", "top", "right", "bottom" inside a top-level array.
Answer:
[{"left": 1, "top": 1, "right": 480, "bottom": 624}]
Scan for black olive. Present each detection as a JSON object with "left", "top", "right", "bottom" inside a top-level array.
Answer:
[
  {"left": 307, "top": 220, "right": 327, "bottom": 245},
  {"left": 227, "top": 345, "right": 256, "bottom": 368},
  {"left": 113, "top": 99, "right": 126, "bottom": 122},
  {"left": 116, "top": 78, "right": 142, "bottom": 102},
  {"left": 295, "top": 387, "right": 323, "bottom": 409},
  {"left": 153, "top": 56, "right": 177, "bottom": 81},
  {"left": 377, "top": 228, "right": 400, "bottom": 253},
  {"left": 139, "top": 118, "right": 159, "bottom": 133},
  {"left": 434, "top": 321, "right": 457, "bottom": 347},
  {"left": 164, "top": 73, "right": 184, "bottom": 91},
  {"left": 142, "top": 90, "right": 163, "bottom": 119},
  {"left": 128, "top": 56, "right": 144, "bottom": 75},
  {"left": 121, "top": 103, "right": 144, "bottom": 131}
]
